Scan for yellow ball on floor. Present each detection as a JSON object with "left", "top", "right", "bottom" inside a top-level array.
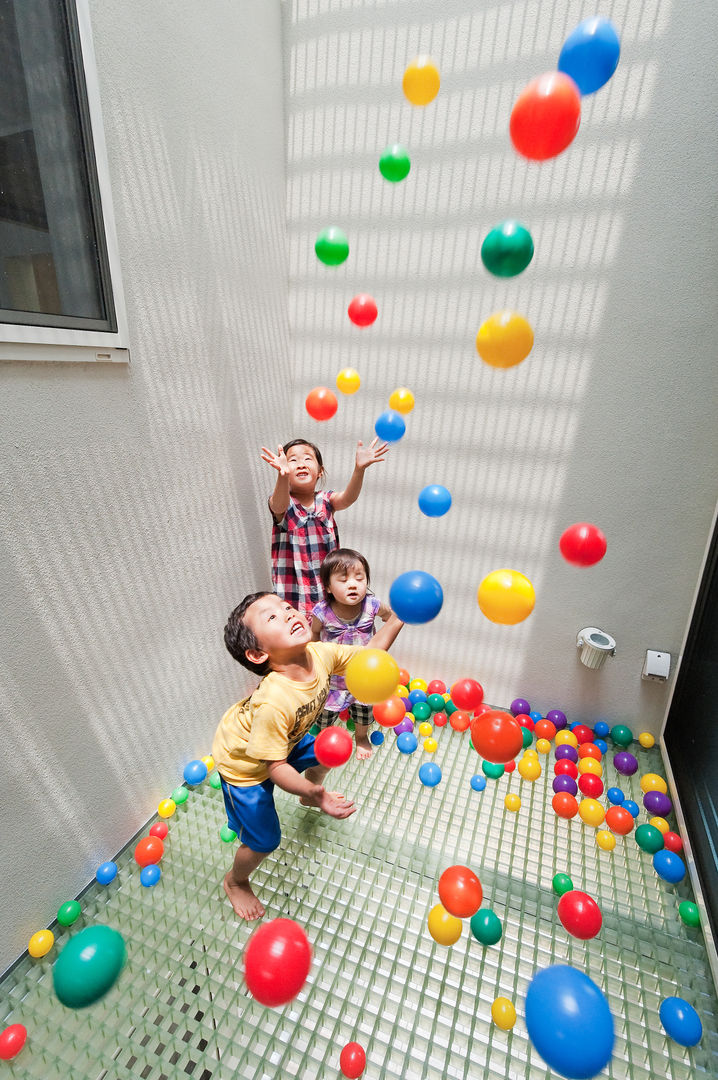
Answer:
[
  {"left": 579, "top": 798, "right": 605, "bottom": 827},
  {"left": 596, "top": 829, "right": 616, "bottom": 851},
  {"left": 518, "top": 756, "right": 541, "bottom": 781},
  {"left": 28, "top": 929, "right": 54, "bottom": 958},
  {"left": 640, "top": 772, "right": 667, "bottom": 794},
  {"left": 638, "top": 731, "right": 655, "bottom": 748},
  {"left": 650, "top": 816, "right": 669, "bottom": 834},
  {"left": 418, "top": 722, "right": 433, "bottom": 737},
  {"left": 423, "top": 738, "right": 438, "bottom": 753},
  {"left": 535, "top": 738, "right": 551, "bottom": 754},
  {"left": 556, "top": 730, "right": 578, "bottom": 747},
  {"left": 504, "top": 793, "right": 521, "bottom": 812},
  {"left": 409, "top": 678, "right": 428, "bottom": 691},
  {"left": 578, "top": 758, "right": 602, "bottom": 777},
  {"left": 158, "top": 798, "right": 176, "bottom": 819},
  {"left": 427, "top": 903, "right": 462, "bottom": 946},
  {"left": 491, "top": 997, "right": 517, "bottom": 1030}
]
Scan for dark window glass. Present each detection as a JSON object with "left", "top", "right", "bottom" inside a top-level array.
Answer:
[{"left": 0, "top": 0, "right": 116, "bottom": 331}]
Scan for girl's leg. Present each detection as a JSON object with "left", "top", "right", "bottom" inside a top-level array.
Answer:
[{"left": 351, "top": 702, "right": 374, "bottom": 759}]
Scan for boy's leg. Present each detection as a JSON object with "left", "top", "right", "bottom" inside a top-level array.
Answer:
[
  {"left": 351, "top": 702, "right": 374, "bottom": 759},
  {"left": 219, "top": 777, "right": 281, "bottom": 920},
  {"left": 224, "top": 846, "right": 268, "bottom": 920}
]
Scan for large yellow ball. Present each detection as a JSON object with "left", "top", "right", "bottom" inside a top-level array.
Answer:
[
  {"left": 427, "top": 903, "right": 462, "bottom": 946},
  {"left": 336, "top": 367, "right": 361, "bottom": 394},
  {"left": 345, "top": 649, "right": 400, "bottom": 704},
  {"left": 28, "top": 929, "right": 54, "bottom": 958},
  {"left": 578, "top": 798, "right": 605, "bottom": 827},
  {"left": 389, "top": 386, "right": 415, "bottom": 413},
  {"left": 476, "top": 310, "right": 534, "bottom": 369},
  {"left": 478, "top": 569, "right": 535, "bottom": 624},
  {"left": 491, "top": 997, "right": 517, "bottom": 1030},
  {"left": 403, "top": 57, "right": 440, "bottom": 106},
  {"left": 640, "top": 772, "right": 668, "bottom": 795}
]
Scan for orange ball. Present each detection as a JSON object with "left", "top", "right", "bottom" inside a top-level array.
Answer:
[
  {"left": 534, "top": 719, "right": 556, "bottom": 741},
  {"left": 605, "top": 806, "right": 634, "bottom": 836},
  {"left": 470, "top": 710, "right": 524, "bottom": 763},
  {"left": 134, "top": 836, "right": 164, "bottom": 867},
  {"left": 372, "top": 696, "right": 406, "bottom": 728},
  {"left": 578, "top": 743, "right": 602, "bottom": 762},
  {"left": 552, "top": 792, "right": 578, "bottom": 819},
  {"left": 450, "top": 710, "right": 471, "bottom": 732},
  {"left": 305, "top": 386, "right": 338, "bottom": 421},
  {"left": 438, "top": 865, "right": 483, "bottom": 918}
]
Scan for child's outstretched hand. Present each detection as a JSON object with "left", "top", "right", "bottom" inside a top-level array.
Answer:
[
  {"left": 318, "top": 790, "right": 356, "bottom": 818},
  {"left": 261, "top": 445, "right": 289, "bottom": 476},
  {"left": 355, "top": 437, "right": 389, "bottom": 471}
]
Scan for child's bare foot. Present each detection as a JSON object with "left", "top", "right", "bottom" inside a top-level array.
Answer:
[
  {"left": 223, "top": 872, "right": 265, "bottom": 920},
  {"left": 355, "top": 736, "right": 373, "bottom": 760}
]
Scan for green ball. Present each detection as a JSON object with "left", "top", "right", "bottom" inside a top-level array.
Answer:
[
  {"left": 346, "top": 719, "right": 355, "bottom": 732},
  {"left": 412, "top": 702, "right": 432, "bottom": 721},
  {"left": 427, "top": 693, "right": 445, "bottom": 712},
  {"left": 482, "top": 760, "right": 505, "bottom": 780},
  {"left": 470, "top": 908, "right": 503, "bottom": 946},
  {"left": 678, "top": 901, "right": 700, "bottom": 928},
  {"left": 209, "top": 771, "right": 222, "bottom": 790},
  {"left": 610, "top": 724, "right": 633, "bottom": 747},
  {"left": 379, "top": 144, "right": 411, "bottom": 182},
  {"left": 445, "top": 700, "right": 457, "bottom": 716},
  {"left": 522, "top": 726, "right": 534, "bottom": 748},
  {"left": 171, "top": 786, "right": 189, "bottom": 805},
  {"left": 635, "top": 823, "right": 665, "bottom": 854},
  {"left": 552, "top": 873, "right": 574, "bottom": 897},
  {"left": 57, "top": 901, "right": 81, "bottom": 927},
  {"left": 309, "top": 723, "right": 320, "bottom": 736},
  {"left": 220, "top": 825, "right": 237, "bottom": 843},
  {"left": 53, "top": 925, "right": 126, "bottom": 1009},
  {"left": 481, "top": 220, "right": 534, "bottom": 277},
  {"left": 314, "top": 227, "right": 349, "bottom": 266}
]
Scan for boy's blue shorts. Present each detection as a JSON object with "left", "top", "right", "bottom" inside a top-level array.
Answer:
[{"left": 219, "top": 734, "right": 319, "bottom": 853}]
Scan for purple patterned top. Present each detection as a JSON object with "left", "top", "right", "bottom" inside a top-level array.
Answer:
[{"left": 312, "top": 594, "right": 382, "bottom": 712}]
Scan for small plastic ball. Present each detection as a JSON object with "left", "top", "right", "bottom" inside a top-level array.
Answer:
[
  {"left": 393, "top": 716, "right": 414, "bottom": 736},
  {"left": 427, "top": 693, "right": 446, "bottom": 712},
  {"left": 644, "top": 791, "right": 673, "bottom": 817},
  {"left": 678, "top": 901, "right": 700, "bottom": 928},
  {"left": 403, "top": 56, "right": 440, "bottom": 106},
  {"left": 306, "top": 386, "right": 338, "bottom": 421},
  {"left": 28, "top": 929, "right": 54, "bottom": 958},
  {"left": 578, "top": 773, "right": 603, "bottom": 799},
  {"left": 374, "top": 409, "right": 405, "bottom": 442},
  {"left": 427, "top": 903, "right": 463, "bottom": 946},
  {"left": 220, "top": 824, "right": 238, "bottom": 843},
  {"left": 339, "top": 1041, "right": 367, "bottom": 1078},
  {"left": 504, "top": 760, "right": 516, "bottom": 774},
  {"left": 556, "top": 744, "right": 579, "bottom": 762},
  {"left": 423, "top": 737, "right": 438, "bottom": 753},
  {"left": 450, "top": 710, "right": 471, "bottom": 732},
  {"left": 519, "top": 756, "right": 541, "bottom": 781},
  {"left": 482, "top": 760, "right": 505, "bottom": 779},
  {"left": 244, "top": 919, "right": 312, "bottom": 1007},
  {"left": 593, "top": 721, "right": 610, "bottom": 737},
  {"left": 209, "top": 771, "right": 222, "bottom": 789},
  {"left": 57, "top": 900, "right": 82, "bottom": 927},
  {"left": 53, "top": 925, "right": 127, "bottom": 1009},
  {"left": 536, "top": 738, "right": 551, "bottom": 755},
  {"left": 557, "top": 890, "right": 602, "bottom": 939},
  {"left": 638, "top": 731, "right": 655, "bottom": 748},
  {"left": 418, "top": 484, "right": 452, "bottom": 517},
  {"left": 140, "top": 864, "right": 161, "bottom": 887},
  {"left": 336, "top": 367, "right": 361, "bottom": 394},
  {"left": 0, "top": 1024, "right": 27, "bottom": 1061},
  {"left": 613, "top": 751, "right": 638, "bottom": 776},
  {"left": 553, "top": 775, "right": 578, "bottom": 796},
  {"left": 659, "top": 997, "right": 703, "bottom": 1047},
  {"left": 552, "top": 873, "right": 574, "bottom": 896},
  {"left": 546, "top": 709, "right": 567, "bottom": 730},
  {"left": 396, "top": 732, "right": 418, "bottom": 754},
  {"left": 419, "top": 762, "right": 442, "bottom": 787},
  {"left": 556, "top": 730, "right": 578, "bottom": 748},
  {"left": 510, "top": 72, "right": 581, "bottom": 162},
  {"left": 610, "top": 724, "right": 633, "bottom": 746},
  {"left": 578, "top": 757, "right": 602, "bottom": 777},
  {"left": 433, "top": 711, "right": 448, "bottom": 727},
  {"left": 412, "top": 701, "right": 431, "bottom": 721},
  {"left": 653, "top": 849, "right": 686, "bottom": 884},
  {"left": 578, "top": 743, "right": 602, "bottom": 761},
  {"left": 347, "top": 294, "right": 377, "bottom": 327},
  {"left": 470, "top": 710, "right": 523, "bottom": 762},
  {"left": 201, "top": 755, "right": 214, "bottom": 771},
  {"left": 558, "top": 16, "right": 621, "bottom": 96},
  {"left": 470, "top": 774, "right": 487, "bottom": 792},
  {"left": 594, "top": 738, "right": 608, "bottom": 755},
  {"left": 605, "top": 806, "right": 634, "bottom": 835},
  {"left": 482, "top": 220, "right": 534, "bottom": 278},
  {"left": 579, "top": 798, "right": 605, "bottom": 827},
  {"left": 476, "top": 311, "right": 534, "bottom": 369},
  {"left": 149, "top": 822, "right": 169, "bottom": 839},
  {"left": 552, "top": 792, "right": 578, "bottom": 819},
  {"left": 315, "top": 226, "right": 349, "bottom": 266},
  {"left": 640, "top": 772, "right": 668, "bottom": 794},
  {"left": 157, "top": 799, "right": 176, "bottom": 819},
  {"left": 345, "top": 649, "right": 400, "bottom": 704},
  {"left": 650, "top": 816, "right": 670, "bottom": 834},
  {"left": 510, "top": 698, "right": 531, "bottom": 715},
  {"left": 409, "top": 678, "right": 427, "bottom": 691},
  {"left": 171, "top": 786, "right": 189, "bottom": 804},
  {"left": 438, "top": 866, "right": 482, "bottom": 918},
  {"left": 373, "top": 696, "right": 406, "bottom": 727},
  {"left": 134, "top": 836, "right": 164, "bottom": 867},
  {"left": 606, "top": 787, "right": 625, "bottom": 805},
  {"left": 478, "top": 569, "right": 535, "bottom": 623},
  {"left": 663, "top": 831, "right": 683, "bottom": 854},
  {"left": 529, "top": 710, "right": 543, "bottom": 724},
  {"left": 96, "top": 861, "right": 118, "bottom": 884},
  {"left": 418, "top": 721, "right": 433, "bottom": 736},
  {"left": 521, "top": 727, "right": 534, "bottom": 748},
  {"left": 525, "top": 966, "right": 614, "bottom": 1079},
  {"left": 559, "top": 522, "right": 607, "bottom": 566},
  {"left": 369, "top": 730, "right": 384, "bottom": 746},
  {"left": 386, "top": 388, "right": 414, "bottom": 417},
  {"left": 390, "top": 570, "right": 443, "bottom": 623},
  {"left": 572, "top": 724, "right": 595, "bottom": 745},
  {"left": 622, "top": 800, "right": 640, "bottom": 817},
  {"left": 379, "top": 143, "right": 411, "bottom": 182},
  {"left": 504, "top": 793, "right": 521, "bottom": 812},
  {"left": 492, "top": 997, "right": 517, "bottom": 1030},
  {"left": 596, "top": 829, "right": 616, "bottom": 851},
  {"left": 470, "top": 908, "right": 503, "bottom": 946},
  {"left": 314, "top": 726, "right": 353, "bottom": 767}
]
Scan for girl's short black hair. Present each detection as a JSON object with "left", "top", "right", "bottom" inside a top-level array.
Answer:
[
  {"left": 320, "top": 548, "right": 371, "bottom": 598},
  {"left": 282, "top": 439, "right": 324, "bottom": 473},
  {"left": 224, "top": 591, "right": 274, "bottom": 675}
]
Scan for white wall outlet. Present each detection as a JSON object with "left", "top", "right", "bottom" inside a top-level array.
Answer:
[{"left": 642, "top": 650, "right": 671, "bottom": 681}]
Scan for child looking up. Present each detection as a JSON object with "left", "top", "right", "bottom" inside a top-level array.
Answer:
[
  {"left": 261, "top": 437, "right": 388, "bottom": 618},
  {"left": 311, "top": 548, "right": 393, "bottom": 760},
  {"left": 213, "top": 591, "right": 403, "bottom": 920}
]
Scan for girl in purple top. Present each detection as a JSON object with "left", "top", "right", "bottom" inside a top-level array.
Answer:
[{"left": 311, "top": 548, "right": 394, "bottom": 759}]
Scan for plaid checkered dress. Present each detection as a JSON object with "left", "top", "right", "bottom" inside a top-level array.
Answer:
[{"left": 270, "top": 491, "right": 339, "bottom": 616}]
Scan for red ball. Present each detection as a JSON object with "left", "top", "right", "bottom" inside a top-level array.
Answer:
[
  {"left": 427, "top": 679, "right": 446, "bottom": 694},
  {"left": 578, "top": 743, "right": 602, "bottom": 761},
  {"left": 515, "top": 713, "right": 534, "bottom": 731},
  {"left": 347, "top": 293, "right": 378, "bottom": 327},
  {"left": 510, "top": 71, "right": 581, "bottom": 161},
  {"left": 372, "top": 696, "right": 406, "bottom": 728},
  {"left": 450, "top": 710, "right": 471, "bottom": 732},
  {"left": 340, "top": 1041, "right": 367, "bottom": 1078},
  {"left": 554, "top": 759, "right": 579, "bottom": 778},
  {"left": 149, "top": 822, "right": 169, "bottom": 840},
  {"left": 572, "top": 725, "right": 595, "bottom": 745},
  {"left": 557, "top": 890, "right": 602, "bottom": 939},
  {"left": 504, "top": 759, "right": 516, "bottom": 773},
  {"left": 450, "top": 678, "right": 484, "bottom": 712},
  {"left": 313, "top": 726, "right": 353, "bottom": 767},
  {"left": 663, "top": 831, "right": 683, "bottom": 853},
  {"left": 433, "top": 711, "right": 448, "bottom": 727},
  {"left": 0, "top": 1024, "right": 27, "bottom": 1061},
  {"left": 473, "top": 702, "right": 492, "bottom": 716},
  {"left": 470, "top": 710, "right": 523, "bottom": 763},
  {"left": 134, "top": 836, "right": 164, "bottom": 867},
  {"left": 305, "top": 386, "right": 338, "bottom": 421},
  {"left": 438, "top": 865, "right": 483, "bottom": 918},
  {"left": 244, "top": 919, "right": 312, "bottom": 1007},
  {"left": 559, "top": 522, "right": 607, "bottom": 567},
  {"left": 605, "top": 805, "right": 634, "bottom": 835},
  {"left": 578, "top": 773, "right": 604, "bottom": 798},
  {"left": 552, "top": 791, "right": 579, "bottom": 819},
  {"left": 534, "top": 719, "right": 557, "bottom": 741}
]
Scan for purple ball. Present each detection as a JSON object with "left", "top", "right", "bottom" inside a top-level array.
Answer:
[
  {"left": 555, "top": 745, "right": 579, "bottom": 763},
  {"left": 546, "top": 709, "right": 567, "bottom": 730},
  {"left": 400, "top": 696, "right": 412, "bottom": 712},
  {"left": 393, "top": 716, "right": 415, "bottom": 736},
  {"left": 644, "top": 790, "right": 673, "bottom": 816},
  {"left": 511, "top": 698, "right": 531, "bottom": 716},
  {"left": 613, "top": 751, "right": 638, "bottom": 776},
  {"left": 553, "top": 775, "right": 578, "bottom": 796}
]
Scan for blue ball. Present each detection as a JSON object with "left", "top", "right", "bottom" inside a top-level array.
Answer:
[
  {"left": 140, "top": 864, "right": 161, "bottom": 888},
  {"left": 529, "top": 710, "right": 543, "bottom": 723},
  {"left": 470, "top": 774, "right": 487, "bottom": 792},
  {"left": 396, "top": 732, "right": 418, "bottom": 754},
  {"left": 389, "top": 570, "right": 443, "bottom": 624},
  {"left": 418, "top": 484, "right": 452, "bottom": 517},
  {"left": 525, "top": 965, "right": 614, "bottom": 1079},
  {"left": 96, "top": 861, "right": 118, "bottom": 885},
  {"left": 183, "top": 759, "right": 208, "bottom": 786},
  {"left": 374, "top": 409, "right": 406, "bottom": 442},
  {"left": 558, "top": 16, "right": 620, "bottom": 95},
  {"left": 659, "top": 997, "right": 703, "bottom": 1047},
  {"left": 593, "top": 720, "right": 610, "bottom": 738},
  {"left": 653, "top": 849, "right": 686, "bottom": 884},
  {"left": 593, "top": 738, "right": 608, "bottom": 755},
  {"left": 369, "top": 730, "right": 384, "bottom": 746},
  {"left": 419, "top": 762, "right": 442, "bottom": 787},
  {"left": 408, "top": 689, "right": 428, "bottom": 704},
  {"left": 622, "top": 799, "right": 640, "bottom": 818},
  {"left": 606, "top": 787, "right": 625, "bottom": 805}
]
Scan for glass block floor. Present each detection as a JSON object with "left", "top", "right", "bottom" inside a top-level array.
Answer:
[{"left": 2, "top": 723, "right": 717, "bottom": 1079}]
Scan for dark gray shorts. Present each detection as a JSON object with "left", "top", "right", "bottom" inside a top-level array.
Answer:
[{"left": 317, "top": 700, "right": 374, "bottom": 730}]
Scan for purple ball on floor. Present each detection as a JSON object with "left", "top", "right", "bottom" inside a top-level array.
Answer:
[
  {"left": 644, "top": 790, "right": 673, "bottom": 816},
  {"left": 394, "top": 717, "right": 414, "bottom": 736},
  {"left": 613, "top": 751, "right": 638, "bottom": 776},
  {"left": 511, "top": 698, "right": 530, "bottom": 716},
  {"left": 555, "top": 745, "right": 579, "bottom": 763},
  {"left": 546, "top": 709, "right": 567, "bottom": 730},
  {"left": 553, "top": 775, "right": 578, "bottom": 796}
]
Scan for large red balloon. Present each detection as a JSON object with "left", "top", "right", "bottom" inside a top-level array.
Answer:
[
  {"left": 470, "top": 710, "right": 523, "bottom": 763},
  {"left": 305, "top": 386, "right": 338, "bottom": 421},
  {"left": 510, "top": 71, "right": 581, "bottom": 161},
  {"left": 438, "top": 865, "right": 483, "bottom": 918},
  {"left": 313, "top": 726, "right": 353, "bottom": 767},
  {"left": 557, "top": 890, "right": 602, "bottom": 939},
  {"left": 134, "top": 836, "right": 164, "bottom": 867},
  {"left": 339, "top": 1041, "right": 366, "bottom": 1078},
  {"left": 559, "top": 522, "right": 607, "bottom": 566},
  {"left": 450, "top": 678, "right": 484, "bottom": 711},
  {"left": 244, "top": 919, "right": 312, "bottom": 1007},
  {"left": 372, "top": 696, "right": 406, "bottom": 728},
  {"left": 347, "top": 294, "right": 378, "bottom": 327}
]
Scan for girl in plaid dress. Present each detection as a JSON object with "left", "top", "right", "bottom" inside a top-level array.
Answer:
[{"left": 261, "top": 437, "right": 388, "bottom": 619}]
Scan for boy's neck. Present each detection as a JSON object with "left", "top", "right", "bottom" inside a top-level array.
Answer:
[
  {"left": 270, "top": 645, "right": 316, "bottom": 681},
  {"left": 330, "top": 598, "right": 363, "bottom": 622}
]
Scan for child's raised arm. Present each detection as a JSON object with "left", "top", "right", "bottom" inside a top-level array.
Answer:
[
  {"left": 367, "top": 613, "right": 404, "bottom": 652},
  {"left": 262, "top": 445, "right": 291, "bottom": 518},
  {"left": 330, "top": 438, "right": 388, "bottom": 512}
]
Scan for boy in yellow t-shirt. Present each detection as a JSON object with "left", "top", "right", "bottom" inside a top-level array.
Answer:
[{"left": 213, "top": 590, "right": 403, "bottom": 920}]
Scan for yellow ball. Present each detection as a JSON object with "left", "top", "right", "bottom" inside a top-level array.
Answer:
[
  {"left": 650, "top": 816, "right": 669, "bottom": 834},
  {"left": 403, "top": 56, "right": 440, "bottom": 106},
  {"left": 596, "top": 829, "right": 616, "bottom": 851},
  {"left": 476, "top": 310, "right": 534, "bottom": 369},
  {"left": 158, "top": 798, "right": 176, "bottom": 819},
  {"left": 396, "top": 684, "right": 409, "bottom": 698},
  {"left": 504, "top": 793, "right": 521, "bottom": 812},
  {"left": 578, "top": 757, "right": 602, "bottom": 777},
  {"left": 423, "top": 737, "right": 438, "bottom": 753},
  {"left": 638, "top": 731, "right": 655, "bottom": 749},
  {"left": 28, "top": 929, "right": 54, "bottom": 958},
  {"left": 518, "top": 756, "right": 541, "bottom": 781},
  {"left": 345, "top": 649, "right": 400, "bottom": 704},
  {"left": 478, "top": 569, "right": 535, "bottom": 625},
  {"left": 389, "top": 386, "right": 415, "bottom": 414},
  {"left": 427, "top": 903, "right": 462, "bottom": 946},
  {"left": 523, "top": 748, "right": 539, "bottom": 759},
  {"left": 555, "top": 730, "right": 578, "bottom": 748},
  {"left": 336, "top": 367, "right": 361, "bottom": 394},
  {"left": 491, "top": 997, "right": 517, "bottom": 1030},
  {"left": 409, "top": 678, "right": 427, "bottom": 691},
  {"left": 201, "top": 755, "right": 215, "bottom": 772},
  {"left": 535, "top": 738, "right": 551, "bottom": 755},
  {"left": 640, "top": 772, "right": 668, "bottom": 795},
  {"left": 579, "top": 798, "right": 605, "bottom": 827},
  {"left": 418, "top": 722, "right": 433, "bottom": 737}
]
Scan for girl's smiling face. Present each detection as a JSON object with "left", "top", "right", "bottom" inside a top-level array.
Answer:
[
  {"left": 328, "top": 560, "right": 368, "bottom": 608},
  {"left": 285, "top": 443, "right": 322, "bottom": 494}
]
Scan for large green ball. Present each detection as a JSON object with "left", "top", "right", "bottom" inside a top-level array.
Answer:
[
  {"left": 53, "top": 925, "right": 126, "bottom": 1009},
  {"left": 635, "top": 824, "right": 664, "bottom": 854},
  {"left": 470, "top": 908, "right": 503, "bottom": 946},
  {"left": 379, "top": 144, "right": 411, "bottom": 182},
  {"left": 481, "top": 220, "right": 534, "bottom": 277},
  {"left": 610, "top": 724, "right": 633, "bottom": 747},
  {"left": 315, "top": 227, "right": 349, "bottom": 266}
]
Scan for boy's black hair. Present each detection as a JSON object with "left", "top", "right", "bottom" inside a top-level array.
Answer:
[
  {"left": 320, "top": 548, "right": 371, "bottom": 598},
  {"left": 283, "top": 439, "right": 325, "bottom": 477},
  {"left": 224, "top": 591, "right": 274, "bottom": 675}
]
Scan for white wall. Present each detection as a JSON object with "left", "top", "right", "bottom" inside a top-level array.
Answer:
[
  {"left": 283, "top": 0, "right": 718, "bottom": 723},
  {"left": 0, "top": 1, "right": 291, "bottom": 973}
]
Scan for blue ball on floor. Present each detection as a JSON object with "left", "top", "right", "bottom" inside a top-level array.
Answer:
[
  {"left": 607, "top": 787, "right": 624, "bottom": 805},
  {"left": 622, "top": 799, "right": 639, "bottom": 817},
  {"left": 96, "top": 861, "right": 118, "bottom": 885},
  {"left": 183, "top": 759, "right": 208, "bottom": 786},
  {"left": 396, "top": 732, "right": 418, "bottom": 754},
  {"left": 140, "top": 865, "right": 161, "bottom": 887},
  {"left": 659, "top": 996, "right": 703, "bottom": 1047},
  {"left": 419, "top": 763, "right": 442, "bottom": 787},
  {"left": 470, "top": 775, "right": 487, "bottom": 792},
  {"left": 653, "top": 849, "right": 686, "bottom": 884},
  {"left": 369, "top": 730, "right": 384, "bottom": 746}
]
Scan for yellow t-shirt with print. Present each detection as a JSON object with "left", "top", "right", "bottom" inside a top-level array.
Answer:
[{"left": 212, "top": 641, "right": 361, "bottom": 786}]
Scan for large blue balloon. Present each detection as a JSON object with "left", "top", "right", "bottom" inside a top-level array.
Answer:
[
  {"left": 374, "top": 409, "right": 406, "bottom": 442},
  {"left": 558, "top": 17, "right": 620, "bottom": 96},
  {"left": 659, "top": 997, "right": 703, "bottom": 1047},
  {"left": 418, "top": 484, "right": 452, "bottom": 517},
  {"left": 525, "top": 965, "right": 614, "bottom": 1079},
  {"left": 389, "top": 570, "right": 443, "bottom": 624}
]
